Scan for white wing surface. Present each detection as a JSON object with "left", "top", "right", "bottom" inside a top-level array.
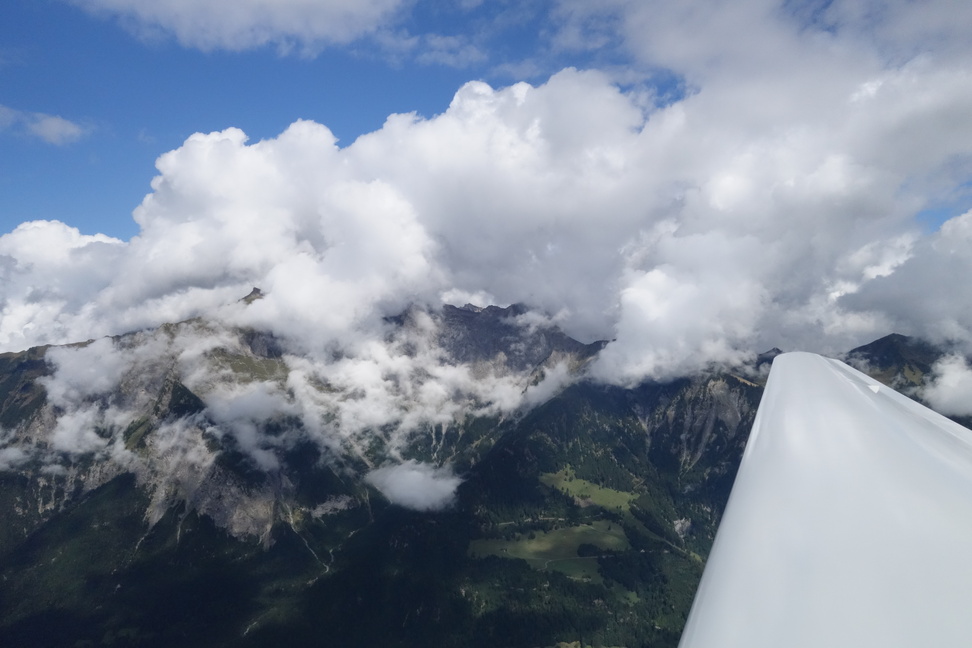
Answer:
[{"left": 679, "top": 352, "right": 972, "bottom": 648}]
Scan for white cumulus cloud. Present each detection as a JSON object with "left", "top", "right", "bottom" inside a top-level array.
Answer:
[
  {"left": 923, "top": 355, "right": 972, "bottom": 417},
  {"left": 365, "top": 460, "right": 462, "bottom": 511},
  {"left": 3, "top": 1, "right": 972, "bottom": 390}
]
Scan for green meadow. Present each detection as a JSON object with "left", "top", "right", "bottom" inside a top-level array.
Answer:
[
  {"left": 469, "top": 520, "right": 629, "bottom": 582},
  {"left": 539, "top": 468, "right": 638, "bottom": 511}
]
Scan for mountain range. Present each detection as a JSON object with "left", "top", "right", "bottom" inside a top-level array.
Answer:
[{"left": 0, "top": 301, "right": 963, "bottom": 647}]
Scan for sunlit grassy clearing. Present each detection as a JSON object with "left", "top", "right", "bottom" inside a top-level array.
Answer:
[
  {"left": 469, "top": 520, "right": 629, "bottom": 582},
  {"left": 541, "top": 468, "right": 680, "bottom": 553},
  {"left": 539, "top": 468, "right": 637, "bottom": 511}
]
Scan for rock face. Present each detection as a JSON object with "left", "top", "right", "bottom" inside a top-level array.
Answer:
[
  {"left": 436, "top": 303, "right": 604, "bottom": 371},
  {"left": 844, "top": 333, "right": 943, "bottom": 389},
  {"left": 0, "top": 312, "right": 962, "bottom": 647},
  {"left": 0, "top": 305, "right": 606, "bottom": 551}
]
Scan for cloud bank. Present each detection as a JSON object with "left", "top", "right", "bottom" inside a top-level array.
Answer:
[
  {"left": 4, "top": 0, "right": 972, "bottom": 389},
  {"left": 923, "top": 355, "right": 972, "bottom": 417}
]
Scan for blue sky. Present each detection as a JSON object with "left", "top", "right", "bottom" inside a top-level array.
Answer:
[
  {"left": 0, "top": 0, "right": 519, "bottom": 238},
  {"left": 8, "top": 0, "right": 964, "bottom": 240},
  {"left": 2, "top": 0, "right": 972, "bottom": 380},
  {"left": 1, "top": 0, "right": 665, "bottom": 240}
]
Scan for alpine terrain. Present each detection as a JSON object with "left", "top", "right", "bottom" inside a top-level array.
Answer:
[{"left": 0, "top": 298, "right": 964, "bottom": 648}]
